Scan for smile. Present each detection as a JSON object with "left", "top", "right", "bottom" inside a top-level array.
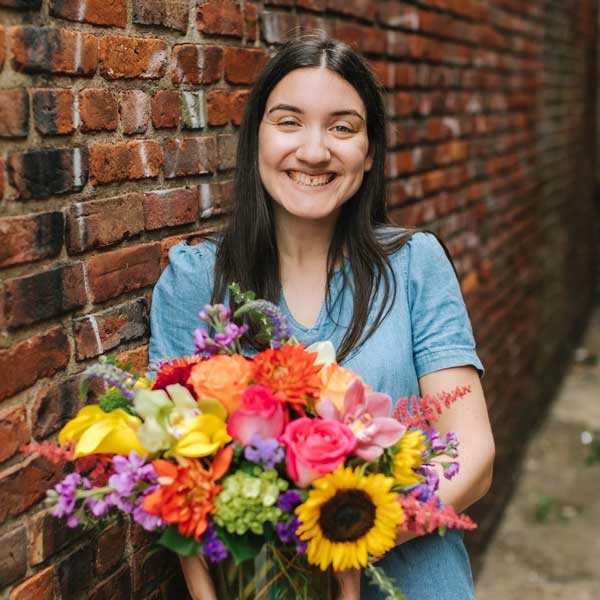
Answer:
[{"left": 287, "top": 170, "right": 336, "bottom": 187}]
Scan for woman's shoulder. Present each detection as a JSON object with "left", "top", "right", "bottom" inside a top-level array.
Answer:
[
  {"left": 375, "top": 226, "right": 442, "bottom": 268},
  {"left": 166, "top": 238, "right": 219, "bottom": 274}
]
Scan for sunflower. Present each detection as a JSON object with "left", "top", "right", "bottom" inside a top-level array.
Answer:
[
  {"left": 252, "top": 344, "right": 321, "bottom": 411},
  {"left": 392, "top": 430, "right": 426, "bottom": 486},
  {"left": 295, "top": 466, "right": 403, "bottom": 571}
]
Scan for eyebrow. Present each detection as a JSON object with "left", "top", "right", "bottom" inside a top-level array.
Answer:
[{"left": 267, "top": 103, "right": 365, "bottom": 121}]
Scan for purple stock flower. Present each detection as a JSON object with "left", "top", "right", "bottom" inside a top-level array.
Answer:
[
  {"left": 86, "top": 497, "right": 110, "bottom": 517},
  {"left": 444, "top": 462, "right": 460, "bottom": 480},
  {"left": 277, "top": 490, "right": 302, "bottom": 512},
  {"left": 244, "top": 435, "right": 285, "bottom": 469},
  {"left": 202, "top": 521, "right": 228, "bottom": 563},
  {"left": 51, "top": 472, "right": 82, "bottom": 519},
  {"left": 83, "top": 362, "right": 136, "bottom": 400},
  {"left": 275, "top": 515, "right": 306, "bottom": 553},
  {"left": 132, "top": 500, "right": 164, "bottom": 531}
]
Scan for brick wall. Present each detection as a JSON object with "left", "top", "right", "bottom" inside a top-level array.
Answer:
[{"left": 0, "top": 0, "right": 598, "bottom": 597}]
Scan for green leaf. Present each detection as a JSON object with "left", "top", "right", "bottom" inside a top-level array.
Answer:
[
  {"left": 215, "top": 525, "right": 263, "bottom": 566},
  {"left": 157, "top": 525, "right": 203, "bottom": 557}
]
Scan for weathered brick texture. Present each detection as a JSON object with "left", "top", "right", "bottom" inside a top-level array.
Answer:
[{"left": 1, "top": 0, "right": 598, "bottom": 597}]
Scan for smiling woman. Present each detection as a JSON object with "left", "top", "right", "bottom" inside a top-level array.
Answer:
[{"left": 149, "top": 35, "right": 494, "bottom": 600}]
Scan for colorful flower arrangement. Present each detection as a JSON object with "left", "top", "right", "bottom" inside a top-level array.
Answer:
[{"left": 31, "top": 284, "right": 476, "bottom": 600}]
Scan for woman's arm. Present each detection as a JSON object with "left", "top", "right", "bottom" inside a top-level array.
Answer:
[
  {"left": 418, "top": 365, "right": 495, "bottom": 512},
  {"left": 179, "top": 555, "right": 217, "bottom": 600}
]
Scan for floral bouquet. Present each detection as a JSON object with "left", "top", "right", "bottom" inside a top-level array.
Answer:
[{"left": 31, "top": 284, "right": 476, "bottom": 600}]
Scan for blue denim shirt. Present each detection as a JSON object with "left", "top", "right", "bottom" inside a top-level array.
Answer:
[{"left": 149, "top": 230, "right": 483, "bottom": 599}]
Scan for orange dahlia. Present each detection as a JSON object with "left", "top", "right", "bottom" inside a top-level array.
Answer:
[
  {"left": 143, "top": 446, "right": 233, "bottom": 541},
  {"left": 252, "top": 345, "right": 321, "bottom": 411},
  {"left": 187, "top": 354, "right": 254, "bottom": 415}
]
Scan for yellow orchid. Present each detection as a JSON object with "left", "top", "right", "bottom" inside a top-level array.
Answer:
[
  {"left": 173, "top": 414, "right": 231, "bottom": 457},
  {"left": 58, "top": 405, "right": 147, "bottom": 458},
  {"left": 133, "top": 384, "right": 230, "bottom": 456}
]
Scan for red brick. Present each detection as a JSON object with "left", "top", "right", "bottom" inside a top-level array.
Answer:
[
  {"left": 245, "top": 2, "right": 258, "bottom": 41},
  {"left": 0, "top": 327, "right": 70, "bottom": 401},
  {"left": 327, "top": 0, "right": 374, "bottom": 20},
  {"left": 217, "top": 133, "right": 237, "bottom": 171},
  {"left": 0, "top": 527, "right": 27, "bottom": 587},
  {"left": 229, "top": 89, "right": 250, "bottom": 125},
  {"left": 8, "top": 566, "right": 54, "bottom": 600},
  {"left": 171, "top": 44, "right": 223, "bottom": 84},
  {"left": 132, "top": 0, "right": 188, "bottom": 32},
  {"left": 116, "top": 345, "right": 149, "bottom": 374},
  {"left": 163, "top": 136, "right": 216, "bottom": 178},
  {"left": 3, "top": 263, "right": 87, "bottom": 328},
  {"left": 132, "top": 546, "right": 177, "bottom": 595},
  {"left": 67, "top": 193, "right": 144, "bottom": 253},
  {"left": 207, "top": 89, "right": 229, "bottom": 126},
  {"left": 333, "top": 22, "right": 385, "bottom": 54},
  {"left": 98, "top": 35, "right": 167, "bottom": 80},
  {"left": 56, "top": 544, "right": 94, "bottom": 600},
  {"left": 31, "top": 377, "right": 81, "bottom": 439},
  {"left": 10, "top": 27, "right": 97, "bottom": 76},
  {"left": 0, "top": 28, "right": 5, "bottom": 70},
  {"left": 73, "top": 298, "right": 148, "bottom": 360},
  {"left": 95, "top": 521, "right": 127, "bottom": 576},
  {"left": 0, "top": 211, "right": 63, "bottom": 268},
  {"left": 296, "top": 0, "right": 325, "bottom": 10},
  {"left": 260, "top": 11, "right": 298, "bottom": 44},
  {"left": 29, "top": 511, "right": 84, "bottom": 566},
  {"left": 8, "top": 146, "right": 88, "bottom": 200},
  {"left": 0, "top": 406, "right": 29, "bottom": 463},
  {"left": 224, "top": 47, "right": 267, "bottom": 84},
  {"left": 79, "top": 89, "right": 118, "bottom": 132},
  {"left": 89, "top": 140, "right": 162, "bottom": 184},
  {"left": 0, "top": 89, "right": 29, "bottom": 137},
  {"left": 119, "top": 90, "right": 149, "bottom": 135},
  {"left": 88, "top": 565, "right": 131, "bottom": 600},
  {"left": 87, "top": 243, "right": 161, "bottom": 303},
  {"left": 0, "top": 456, "right": 64, "bottom": 523},
  {"left": 144, "top": 187, "right": 199, "bottom": 230},
  {"left": 197, "top": 0, "right": 243, "bottom": 37},
  {"left": 50, "top": 0, "right": 127, "bottom": 27},
  {"left": 151, "top": 91, "right": 180, "bottom": 129},
  {"left": 198, "top": 179, "right": 233, "bottom": 219},
  {"left": 32, "top": 89, "right": 76, "bottom": 135}
]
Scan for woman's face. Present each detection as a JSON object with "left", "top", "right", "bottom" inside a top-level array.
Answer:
[{"left": 258, "top": 67, "right": 373, "bottom": 224}]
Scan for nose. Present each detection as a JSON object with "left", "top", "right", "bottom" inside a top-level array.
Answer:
[{"left": 295, "top": 127, "right": 331, "bottom": 164}]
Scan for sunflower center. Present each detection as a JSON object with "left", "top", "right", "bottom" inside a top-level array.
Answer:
[{"left": 318, "top": 489, "right": 376, "bottom": 542}]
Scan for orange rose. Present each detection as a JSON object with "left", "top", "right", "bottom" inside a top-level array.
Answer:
[
  {"left": 319, "top": 363, "right": 367, "bottom": 411},
  {"left": 188, "top": 355, "right": 254, "bottom": 415}
]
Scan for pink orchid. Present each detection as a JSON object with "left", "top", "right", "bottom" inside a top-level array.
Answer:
[{"left": 316, "top": 378, "right": 406, "bottom": 461}]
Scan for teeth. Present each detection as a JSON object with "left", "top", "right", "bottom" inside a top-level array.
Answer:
[{"left": 288, "top": 171, "right": 334, "bottom": 186}]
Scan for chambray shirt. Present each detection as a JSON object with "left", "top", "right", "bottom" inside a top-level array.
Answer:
[{"left": 149, "top": 230, "right": 483, "bottom": 599}]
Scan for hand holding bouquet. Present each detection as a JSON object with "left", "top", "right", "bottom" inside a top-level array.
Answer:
[{"left": 32, "top": 285, "right": 475, "bottom": 600}]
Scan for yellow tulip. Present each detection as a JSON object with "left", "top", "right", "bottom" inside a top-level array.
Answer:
[
  {"left": 173, "top": 414, "right": 231, "bottom": 457},
  {"left": 59, "top": 406, "right": 147, "bottom": 458}
]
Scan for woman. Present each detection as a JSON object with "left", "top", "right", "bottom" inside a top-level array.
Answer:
[{"left": 150, "top": 35, "right": 495, "bottom": 600}]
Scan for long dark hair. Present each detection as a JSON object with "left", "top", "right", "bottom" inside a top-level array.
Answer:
[{"left": 211, "top": 35, "right": 418, "bottom": 362}]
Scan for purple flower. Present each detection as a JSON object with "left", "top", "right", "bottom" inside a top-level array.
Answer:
[
  {"left": 275, "top": 515, "right": 306, "bottom": 552},
  {"left": 83, "top": 362, "right": 136, "bottom": 400},
  {"left": 86, "top": 497, "right": 110, "bottom": 517},
  {"left": 202, "top": 521, "right": 228, "bottom": 563},
  {"left": 444, "top": 462, "right": 460, "bottom": 480},
  {"left": 244, "top": 435, "right": 285, "bottom": 469},
  {"left": 277, "top": 490, "right": 302, "bottom": 512},
  {"left": 132, "top": 500, "right": 164, "bottom": 531},
  {"left": 51, "top": 473, "right": 83, "bottom": 519}
]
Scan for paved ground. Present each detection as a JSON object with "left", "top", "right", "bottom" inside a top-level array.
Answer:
[{"left": 475, "top": 307, "right": 600, "bottom": 600}]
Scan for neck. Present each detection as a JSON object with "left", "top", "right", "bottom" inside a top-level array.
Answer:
[{"left": 274, "top": 206, "right": 339, "bottom": 271}]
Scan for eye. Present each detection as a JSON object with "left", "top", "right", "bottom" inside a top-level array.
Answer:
[
  {"left": 331, "top": 124, "right": 354, "bottom": 134},
  {"left": 279, "top": 120, "right": 300, "bottom": 128}
]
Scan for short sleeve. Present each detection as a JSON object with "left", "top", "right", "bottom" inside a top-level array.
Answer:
[
  {"left": 405, "top": 232, "right": 484, "bottom": 378},
  {"left": 149, "top": 241, "right": 216, "bottom": 363}
]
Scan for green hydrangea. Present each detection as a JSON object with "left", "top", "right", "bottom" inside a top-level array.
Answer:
[{"left": 214, "top": 467, "right": 289, "bottom": 535}]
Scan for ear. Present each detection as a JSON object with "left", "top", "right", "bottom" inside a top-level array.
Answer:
[{"left": 364, "top": 147, "right": 374, "bottom": 172}]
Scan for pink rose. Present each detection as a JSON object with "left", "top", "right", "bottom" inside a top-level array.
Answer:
[
  {"left": 280, "top": 418, "right": 356, "bottom": 487},
  {"left": 227, "top": 385, "right": 285, "bottom": 445}
]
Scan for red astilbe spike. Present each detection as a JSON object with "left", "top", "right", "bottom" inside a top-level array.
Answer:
[
  {"left": 392, "top": 385, "right": 471, "bottom": 428},
  {"left": 21, "top": 440, "right": 75, "bottom": 464},
  {"left": 398, "top": 490, "right": 477, "bottom": 536}
]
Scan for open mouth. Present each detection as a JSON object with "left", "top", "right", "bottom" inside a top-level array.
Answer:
[{"left": 287, "top": 170, "right": 337, "bottom": 187}]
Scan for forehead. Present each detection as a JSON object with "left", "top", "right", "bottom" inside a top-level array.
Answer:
[{"left": 265, "top": 67, "right": 366, "bottom": 116}]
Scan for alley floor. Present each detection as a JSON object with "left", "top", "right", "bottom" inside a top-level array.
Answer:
[{"left": 475, "top": 307, "right": 600, "bottom": 599}]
